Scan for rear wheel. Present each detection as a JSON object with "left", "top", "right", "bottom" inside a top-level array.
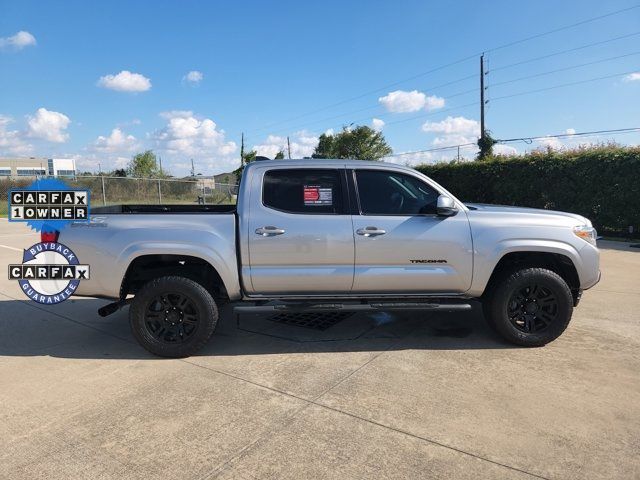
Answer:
[
  {"left": 484, "top": 267, "right": 573, "bottom": 346},
  {"left": 129, "top": 276, "right": 218, "bottom": 357}
]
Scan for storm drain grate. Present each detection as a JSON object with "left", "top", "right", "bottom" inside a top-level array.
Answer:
[{"left": 268, "top": 311, "right": 354, "bottom": 330}]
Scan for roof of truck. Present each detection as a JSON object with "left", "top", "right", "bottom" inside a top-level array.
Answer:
[{"left": 244, "top": 158, "right": 414, "bottom": 171}]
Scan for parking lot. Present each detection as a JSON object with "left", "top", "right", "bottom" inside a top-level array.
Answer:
[{"left": 0, "top": 218, "right": 638, "bottom": 480}]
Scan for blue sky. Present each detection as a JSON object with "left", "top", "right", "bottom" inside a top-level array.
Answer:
[{"left": 1, "top": 0, "right": 639, "bottom": 175}]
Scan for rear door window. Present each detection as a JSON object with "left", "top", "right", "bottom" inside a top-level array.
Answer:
[{"left": 263, "top": 169, "right": 344, "bottom": 214}]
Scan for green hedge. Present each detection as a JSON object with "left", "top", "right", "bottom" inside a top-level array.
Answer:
[{"left": 415, "top": 145, "right": 640, "bottom": 234}]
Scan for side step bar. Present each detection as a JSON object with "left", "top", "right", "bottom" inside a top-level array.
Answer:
[{"left": 233, "top": 300, "right": 472, "bottom": 315}]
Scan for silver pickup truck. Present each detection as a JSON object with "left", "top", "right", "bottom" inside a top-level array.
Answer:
[{"left": 63, "top": 159, "right": 600, "bottom": 357}]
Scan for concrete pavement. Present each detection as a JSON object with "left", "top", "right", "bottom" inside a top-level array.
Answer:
[{"left": 0, "top": 219, "right": 638, "bottom": 479}]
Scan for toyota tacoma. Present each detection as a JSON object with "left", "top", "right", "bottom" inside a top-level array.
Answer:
[{"left": 61, "top": 159, "right": 600, "bottom": 357}]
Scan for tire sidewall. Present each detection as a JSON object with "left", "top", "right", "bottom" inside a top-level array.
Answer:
[
  {"left": 130, "top": 276, "right": 218, "bottom": 357},
  {"left": 489, "top": 268, "right": 573, "bottom": 346}
]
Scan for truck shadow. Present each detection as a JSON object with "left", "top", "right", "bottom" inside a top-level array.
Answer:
[{"left": 0, "top": 298, "right": 515, "bottom": 359}]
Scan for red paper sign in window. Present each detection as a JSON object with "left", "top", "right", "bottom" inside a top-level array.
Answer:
[
  {"left": 304, "top": 186, "right": 320, "bottom": 202},
  {"left": 303, "top": 185, "right": 332, "bottom": 205}
]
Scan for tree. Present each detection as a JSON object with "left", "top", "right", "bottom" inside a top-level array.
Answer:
[
  {"left": 274, "top": 150, "right": 285, "bottom": 159},
  {"left": 477, "top": 130, "right": 497, "bottom": 160},
  {"left": 128, "top": 150, "right": 161, "bottom": 177},
  {"left": 233, "top": 149, "right": 257, "bottom": 184},
  {"left": 112, "top": 168, "right": 127, "bottom": 177},
  {"left": 312, "top": 125, "right": 392, "bottom": 160}
]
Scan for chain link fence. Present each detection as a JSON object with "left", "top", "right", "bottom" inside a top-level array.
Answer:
[{"left": 0, "top": 176, "right": 238, "bottom": 216}]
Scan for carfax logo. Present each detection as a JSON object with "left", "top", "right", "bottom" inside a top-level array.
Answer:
[
  {"left": 9, "top": 189, "right": 89, "bottom": 221},
  {"left": 5, "top": 178, "right": 91, "bottom": 304},
  {"left": 8, "top": 242, "right": 90, "bottom": 304}
]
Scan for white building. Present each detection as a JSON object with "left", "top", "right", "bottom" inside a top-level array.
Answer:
[
  {"left": 47, "top": 158, "right": 76, "bottom": 176},
  {"left": 0, "top": 157, "right": 77, "bottom": 177}
]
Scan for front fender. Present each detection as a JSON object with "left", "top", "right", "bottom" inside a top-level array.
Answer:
[{"left": 469, "top": 239, "right": 584, "bottom": 296}]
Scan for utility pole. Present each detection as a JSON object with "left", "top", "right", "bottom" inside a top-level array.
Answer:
[
  {"left": 240, "top": 132, "right": 245, "bottom": 166},
  {"left": 190, "top": 159, "right": 195, "bottom": 177},
  {"left": 480, "top": 54, "right": 486, "bottom": 142},
  {"left": 159, "top": 156, "right": 163, "bottom": 176},
  {"left": 287, "top": 136, "right": 292, "bottom": 159}
]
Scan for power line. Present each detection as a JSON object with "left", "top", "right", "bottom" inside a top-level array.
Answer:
[
  {"left": 259, "top": 66, "right": 636, "bottom": 146},
  {"left": 248, "top": 50, "right": 639, "bottom": 143},
  {"left": 254, "top": 55, "right": 639, "bottom": 143},
  {"left": 244, "top": 72, "right": 480, "bottom": 142},
  {"left": 385, "top": 143, "right": 478, "bottom": 157},
  {"left": 489, "top": 51, "right": 640, "bottom": 89},
  {"left": 245, "top": 56, "right": 478, "bottom": 137},
  {"left": 482, "top": 4, "right": 640, "bottom": 55},
  {"left": 490, "top": 69, "right": 638, "bottom": 102},
  {"left": 498, "top": 127, "right": 640, "bottom": 144},
  {"left": 489, "top": 30, "right": 640, "bottom": 73},
  {"left": 244, "top": 4, "right": 640, "bottom": 138},
  {"left": 383, "top": 127, "right": 640, "bottom": 159}
]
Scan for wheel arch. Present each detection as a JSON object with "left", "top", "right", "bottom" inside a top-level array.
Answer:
[
  {"left": 120, "top": 254, "right": 230, "bottom": 302},
  {"left": 482, "top": 251, "right": 580, "bottom": 303}
]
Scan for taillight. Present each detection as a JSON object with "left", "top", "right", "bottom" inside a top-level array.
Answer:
[{"left": 41, "top": 230, "right": 60, "bottom": 243}]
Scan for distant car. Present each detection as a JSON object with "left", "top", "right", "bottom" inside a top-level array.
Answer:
[{"left": 62, "top": 159, "right": 600, "bottom": 357}]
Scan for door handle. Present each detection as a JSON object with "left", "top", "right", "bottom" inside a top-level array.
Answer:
[
  {"left": 356, "top": 226, "right": 386, "bottom": 237},
  {"left": 255, "top": 226, "right": 286, "bottom": 237}
]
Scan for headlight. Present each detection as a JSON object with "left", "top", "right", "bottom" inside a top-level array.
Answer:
[{"left": 573, "top": 225, "right": 597, "bottom": 246}]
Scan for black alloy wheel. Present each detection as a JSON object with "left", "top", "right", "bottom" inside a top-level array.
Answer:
[
  {"left": 507, "top": 284, "right": 559, "bottom": 333},
  {"left": 144, "top": 292, "right": 200, "bottom": 344},
  {"left": 484, "top": 267, "right": 573, "bottom": 347},
  {"left": 130, "top": 276, "right": 218, "bottom": 357}
]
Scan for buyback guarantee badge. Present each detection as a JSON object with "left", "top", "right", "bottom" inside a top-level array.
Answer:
[{"left": 7, "top": 178, "right": 90, "bottom": 304}]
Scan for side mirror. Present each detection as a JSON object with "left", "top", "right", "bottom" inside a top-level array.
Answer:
[{"left": 436, "top": 195, "right": 458, "bottom": 217}]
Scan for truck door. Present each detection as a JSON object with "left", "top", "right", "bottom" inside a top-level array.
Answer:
[
  {"left": 246, "top": 167, "right": 355, "bottom": 295},
  {"left": 350, "top": 168, "right": 473, "bottom": 294}
]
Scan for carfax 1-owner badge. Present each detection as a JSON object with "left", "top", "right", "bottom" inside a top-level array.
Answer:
[{"left": 6, "top": 178, "right": 91, "bottom": 304}]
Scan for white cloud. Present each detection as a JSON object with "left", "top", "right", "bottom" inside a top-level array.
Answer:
[
  {"left": 183, "top": 70, "right": 203, "bottom": 85},
  {"left": 565, "top": 128, "right": 576, "bottom": 135},
  {"left": 160, "top": 110, "right": 193, "bottom": 119},
  {"left": 0, "top": 31, "right": 36, "bottom": 50},
  {"left": 379, "top": 90, "right": 424, "bottom": 113},
  {"left": 0, "top": 115, "right": 32, "bottom": 154},
  {"left": 26, "top": 108, "right": 71, "bottom": 143},
  {"left": 421, "top": 116, "right": 480, "bottom": 136},
  {"left": 94, "top": 128, "right": 139, "bottom": 153},
  {"left": 424, "top": 95, "right": 445, "bottom": 111},
  {"left": 623, "top": 72, "right": 640, "bottom": 82},
  {"left": 421, "top": 116, "right": 481, "bottom": 151},
  {"left": 493, "top": 144, "right": 518, "bottom": 156},
  {"left": 383, "top": 151, "right": 434, "bottom": 167},
  {"left": 537, "top": 136, "right": 564, "bottom": 150},
  {"left": 252, "top": 131, "right": 318, "bottom": 159},
  {"left": 371, "top": 118, "right": 385, "bottom": 131},
  {"left": 378, "top": 90, "right": 445, "bottom": 113},
  {"left": 431, "top": 134, "right": 477, "bottom": 147},
  {"left": 153, "top": 111, "right": 237, "bottom": 168},
  {"left": 97, "top": 70, "right": 152, "bottom": 92}
]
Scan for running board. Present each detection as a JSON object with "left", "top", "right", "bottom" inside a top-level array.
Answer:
[{"left": 233, "top": 300, "right": 472, "bottom": 315}]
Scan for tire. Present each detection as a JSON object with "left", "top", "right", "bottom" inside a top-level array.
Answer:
[
  {"left": 484, "top": 267, "right": 573, "bottom": 347},
  {"left": 129, "top": 276, "right": 218, "bottom": 357}
]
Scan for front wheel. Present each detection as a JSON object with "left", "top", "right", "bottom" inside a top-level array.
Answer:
[
  {"left": 484, "top": 267, "right": 573, "bottom": 347},
  {"left": 129, "top": 276, "right": 218, "bottom": 357}
]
